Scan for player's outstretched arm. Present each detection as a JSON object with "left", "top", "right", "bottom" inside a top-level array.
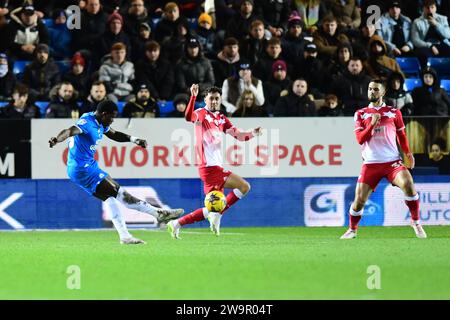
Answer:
[
  {"left": 226, "top": 126, "right": 263, "bottom": 141},
  {"left": 185, "top": 84, "right": 199, "bottom": 122},
  {"left": 49, "top": 126, "right": 81, "bottom": 148},
  {"left": 105, "top": 128, "right": 148, "bottom": 148}
]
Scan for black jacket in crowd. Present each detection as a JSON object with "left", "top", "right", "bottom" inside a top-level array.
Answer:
[
  {"left": 274, "top": 90, "right": 317, "bottom": 117},
  {"left": 0, "top": 102, "right": 40, "bottom": 119},
  {"left": 134, "top": 57, "right": 175, "bottom": 101},
  {"left": 22, "top": 58, "right": 61, "bottom": 101}
]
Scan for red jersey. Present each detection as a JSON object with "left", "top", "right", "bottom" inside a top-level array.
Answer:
[
  {"left": 185, "top": 96, "right": 254, "bottom": 168},
  {"left": 354, "top": 103, "right": 410, "bottom": 164}
]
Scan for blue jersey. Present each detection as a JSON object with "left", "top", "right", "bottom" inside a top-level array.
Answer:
[{"left": 67, "top": 112, "right": 110, "bottom": 168}]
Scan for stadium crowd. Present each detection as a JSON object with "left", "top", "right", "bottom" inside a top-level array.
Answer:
[{"left": 0, "top": 0, "right": 449, "bottom": 119}]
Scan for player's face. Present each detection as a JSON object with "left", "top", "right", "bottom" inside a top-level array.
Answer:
[
  {"left": 205, "top": 92, "right": 221, "bottom": 112},
  {"left": 100, "top": 112, "right": 117, "bottom": 127},
  {"left": 368, "top": 83, "right": 385, "bottom": 102}
]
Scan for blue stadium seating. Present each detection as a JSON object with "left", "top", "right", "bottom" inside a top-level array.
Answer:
[
  {"left": 55, "top": 60, "right": 71, "bottom": 74},
  {"left": 41, "top": 19, "right": 54, "bottom": 28},
  {"left": 116, "top": 101, "right": 125, "bottom": 115},
  {"left": 396, "top": 57, "right": 421, "bottom": 78},
  {"left": 404, "top": 78, "right": 422, "bottom": 92},
  {"left": 158, "top": 101, "right": 174, "bottom": 116},
  {"left": 0, "top": 101, "right": 8, "bottom": 107},
  {"left": 440, "top": 79, "right": 450, "bottom": 92},
  {"left": 13, "top": 60, "right": 30, "bottom": 78},
  {"left": 35, "top": 101, "right": 49, "bottom": 116},
  {"left": 151, "top": 18, "right": 161, "bottom": 29},
  {"left": 427, "top": 57, "right": 450, "bottom": 79}
]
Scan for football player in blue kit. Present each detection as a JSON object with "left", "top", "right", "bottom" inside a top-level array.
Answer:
[{"left": 49, "top": 100, "right": 183, "bottom": 244}]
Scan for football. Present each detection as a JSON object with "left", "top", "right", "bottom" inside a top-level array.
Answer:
[{"left": 204, "top": 190, "right": 227, "bottom": 212}]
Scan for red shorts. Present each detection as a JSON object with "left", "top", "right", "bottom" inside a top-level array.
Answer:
[
  {"left": 357, "top": 160, "right": 407, "bottom": 191},
  {"left": 199, "top": 166, "right": 232, "bottom": 194}
]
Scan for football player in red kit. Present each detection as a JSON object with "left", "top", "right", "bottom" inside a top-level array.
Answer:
[
  {"left": 340, "top": 79, "right": 426, "bottom": 239},
  {"left": 167, "top": 84, "right": 262, "bottom": 239}
]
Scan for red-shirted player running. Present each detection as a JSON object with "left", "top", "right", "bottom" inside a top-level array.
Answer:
[
  {"left": 167, "top": 84, "right": 262, "bottom": 239},
  {"left": 340, "top": 79, "right": 427, "bottom": 239}
]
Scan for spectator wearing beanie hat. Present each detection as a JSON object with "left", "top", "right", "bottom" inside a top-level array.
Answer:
[
  {"left": 263, "top": 59, "right": 291, "bottom": 115},
  {"left": 167, "top": 93, "right": 190, "bottom": 117},
  {"left": 122, "top": 83, "right": 159, "bottom": 118},
  {"left": 131, "top": 22, "right": 153, "bottom": 63},
  {"left": 95, "top": 11, "right": 131, "bottom": 63},
  {"left": 195, "top": 12, "right": 218, "bottom": 59},
  {"left": 62, "top": 52, "right": 91, "bottom": 100},
  {"left": 222, "top": 59, "right": 265, "bottom": 115},
  {"left": 281, "top": 11, "right": 309, "bottom": 66},
  {"left": 48, "top": 8, "right": 72, "bottom": 60}
]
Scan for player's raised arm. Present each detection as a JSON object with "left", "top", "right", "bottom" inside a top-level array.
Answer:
[
  {"left": 105, "top": 128, "right": 148, "bottom": 148},
  {"left": 49, "top": 126, "right": 81, "bottom": 148},
  {"left": 185, "top": 84, "right": 199, "bottom": 122},
  {"left": 225, "top": 115, "right": 263, "bottom": 141}
]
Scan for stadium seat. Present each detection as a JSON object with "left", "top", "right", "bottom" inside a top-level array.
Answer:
[
  {"left": 35, "top": 101, "right": 49, "bottom": 116},
  {"left": 404, "top": 78, "right": 422, "bottom": 92},
  {"left": 55, "top": 60, "right": 71, "bottom": 74},
  {"left": 116, "top": 101, "right": 125, "bottom": 115},
  {"left": 158, "top": 101, "right": 174, "bottom": 116},
  {"left": 0, "top": 101, "right": 8, "bottom": 107},
  {"left": 440, "top": 79, "right": 450, "bottom": 92},
  {"left": 41, "top": 19, "right": 54, "bottom": 28},
  {"left": 427, "top": 57, "right": 450, "bottom": 79},
  {"left": 13, "top": 60, "right": 30, "bottom": 78},
  {"left": 396, "top": 57, "right": 421, "bottom": 78},
  {"left": 151, "top": 18, "right": 161, "bottom": 29},
  {"left": 187, "top": 18, "right": 198, "bottom": 30}
]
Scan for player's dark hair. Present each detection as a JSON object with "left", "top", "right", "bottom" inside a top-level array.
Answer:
[
  {"left": 370, "top": 79, "right": 386, "bottom": 88},
  {"left": 96, "top": 100, "right": 118, "bottom": 114},
  {"left": 204, "top": 86, "right": 222, "bottom": 96}
]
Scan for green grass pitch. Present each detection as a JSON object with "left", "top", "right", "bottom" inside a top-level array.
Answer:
[{"left": 0, "top": 226, "right": 449, "bottom": 299}]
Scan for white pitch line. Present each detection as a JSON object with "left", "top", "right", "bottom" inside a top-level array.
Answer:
[{"left": 0, "top": 228, "right": 246, "bottom": 235}]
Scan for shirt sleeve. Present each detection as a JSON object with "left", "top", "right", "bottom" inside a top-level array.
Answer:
[{"left": 75, "top": 118, "right": 88, "bottom": 134}]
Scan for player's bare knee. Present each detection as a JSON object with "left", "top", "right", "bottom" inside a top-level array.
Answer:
[{"left": 241, "top": 181, "right": 251, "bottom": 195}]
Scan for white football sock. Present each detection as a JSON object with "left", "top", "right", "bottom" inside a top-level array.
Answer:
[
  {"left": 105, "top": 197, "right": 132, "bottom": 240},
  {"left": 116, "top": 187, "right": 158, "bottom": 218},
  {"left": 202, "top": 207, "right": 210, "bottom": 219}
]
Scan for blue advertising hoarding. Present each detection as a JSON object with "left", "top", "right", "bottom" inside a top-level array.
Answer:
[{"left": 0, "top": 176, "right": 450, "bottom": 230}]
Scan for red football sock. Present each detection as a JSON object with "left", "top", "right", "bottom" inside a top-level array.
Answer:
[
  {"left": 178, "top": 208, "right": 205, "bottom": 226},
  {"left": 405, "top": 199, "right": 420, "bottom": 222},
  {"left": 350, "top": 215, "right": 362, "bottom": 230},
  {"left": 220, "top": 190, "right": 241, "bottom": 215}
]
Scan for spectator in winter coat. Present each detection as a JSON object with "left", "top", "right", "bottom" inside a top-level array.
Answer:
[
  {"left": 96, "top": 11, "right": 131, "bottom": 63},
  {"left": 226, "top": 0, "right": 261, "bottom": 41},
  {"left": 412, "top": 67, "right": 450, "bottom": 116},
  {"left": 222, "top": 60, "right": 265, "bottom": 114},
  {"left": 62, "top": 52, "right": 91, "bottom": 100},
  {"left": 48, "top": 9, "right": 72, "bottom": 60},
  {"left": 122, "top": 83, "right": 159, "bottom": 118},
  {"left": 312, "top": 14, "right": 349, "bottom": 61},
  {"left": 46, "top": 81, "right": 80, "bottom": 118},
  {"left": 80, "top": 81, "right": 108, "bottom": 114},
  {"left": 253, "top": 37, "right": 284, "bottom": 82},
  {"left": 22, "top": 44, "right": 60, "bottom": 101},
  {"left": 385, "top": 71, "right": 414, "bottom": 116},
  {"left": 0, "top": 84, "right": 40, "bottom": 119},
  {"left": 174, "top": 37, "right": 215, "bottom": 97},
  {"left": 317, "top": 94, "right": 344, "bottom": 116},
  {"left": 329, "top": 57, "right": 371, "bottom": 116},
  {"left": 98, "top": 42, "right": 135, "bottom": 102},
  {"left": 154, "top": 2, "right": 189, "bottom": 43},
  {"left": 240, "top": 19, "right": 268, "bottom": 65},
  {"left": 263, "top": 60, "right": 291, "bottom": 115},
  {"left": 363, "top": 35, "right": 404, "bottom": 81},
  {"left": 134, "top": 40, "right": 174, "bottom": 101},
  {"left": 377, "top": 1, "right": 414, "bottom": 57},
  {"left": 254, "top": 0, "right": 290, "bottom": 37},
  {"left": 212, "top": 37, "right": 241, "bottom": 87},
  {"left": 195, "top": 12, "right": 218, "bottom": 59},
  {"left": 274, "top": 78, "right": 317, "bottom": 117},
  {"left": 7, "top": 4, "right": 49, "bottom": 60},
  {"left": 281, "top": 11, "right": 309, "bottom": 66},
  {"left": 73, "top": 0, "right": 108, "bottom": 52},
  {"left": 324, "top": 0, "right": 361, "bottom": 29},
  {"left": 0, "top": 53, "right": 16, "bottom": 101}
]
